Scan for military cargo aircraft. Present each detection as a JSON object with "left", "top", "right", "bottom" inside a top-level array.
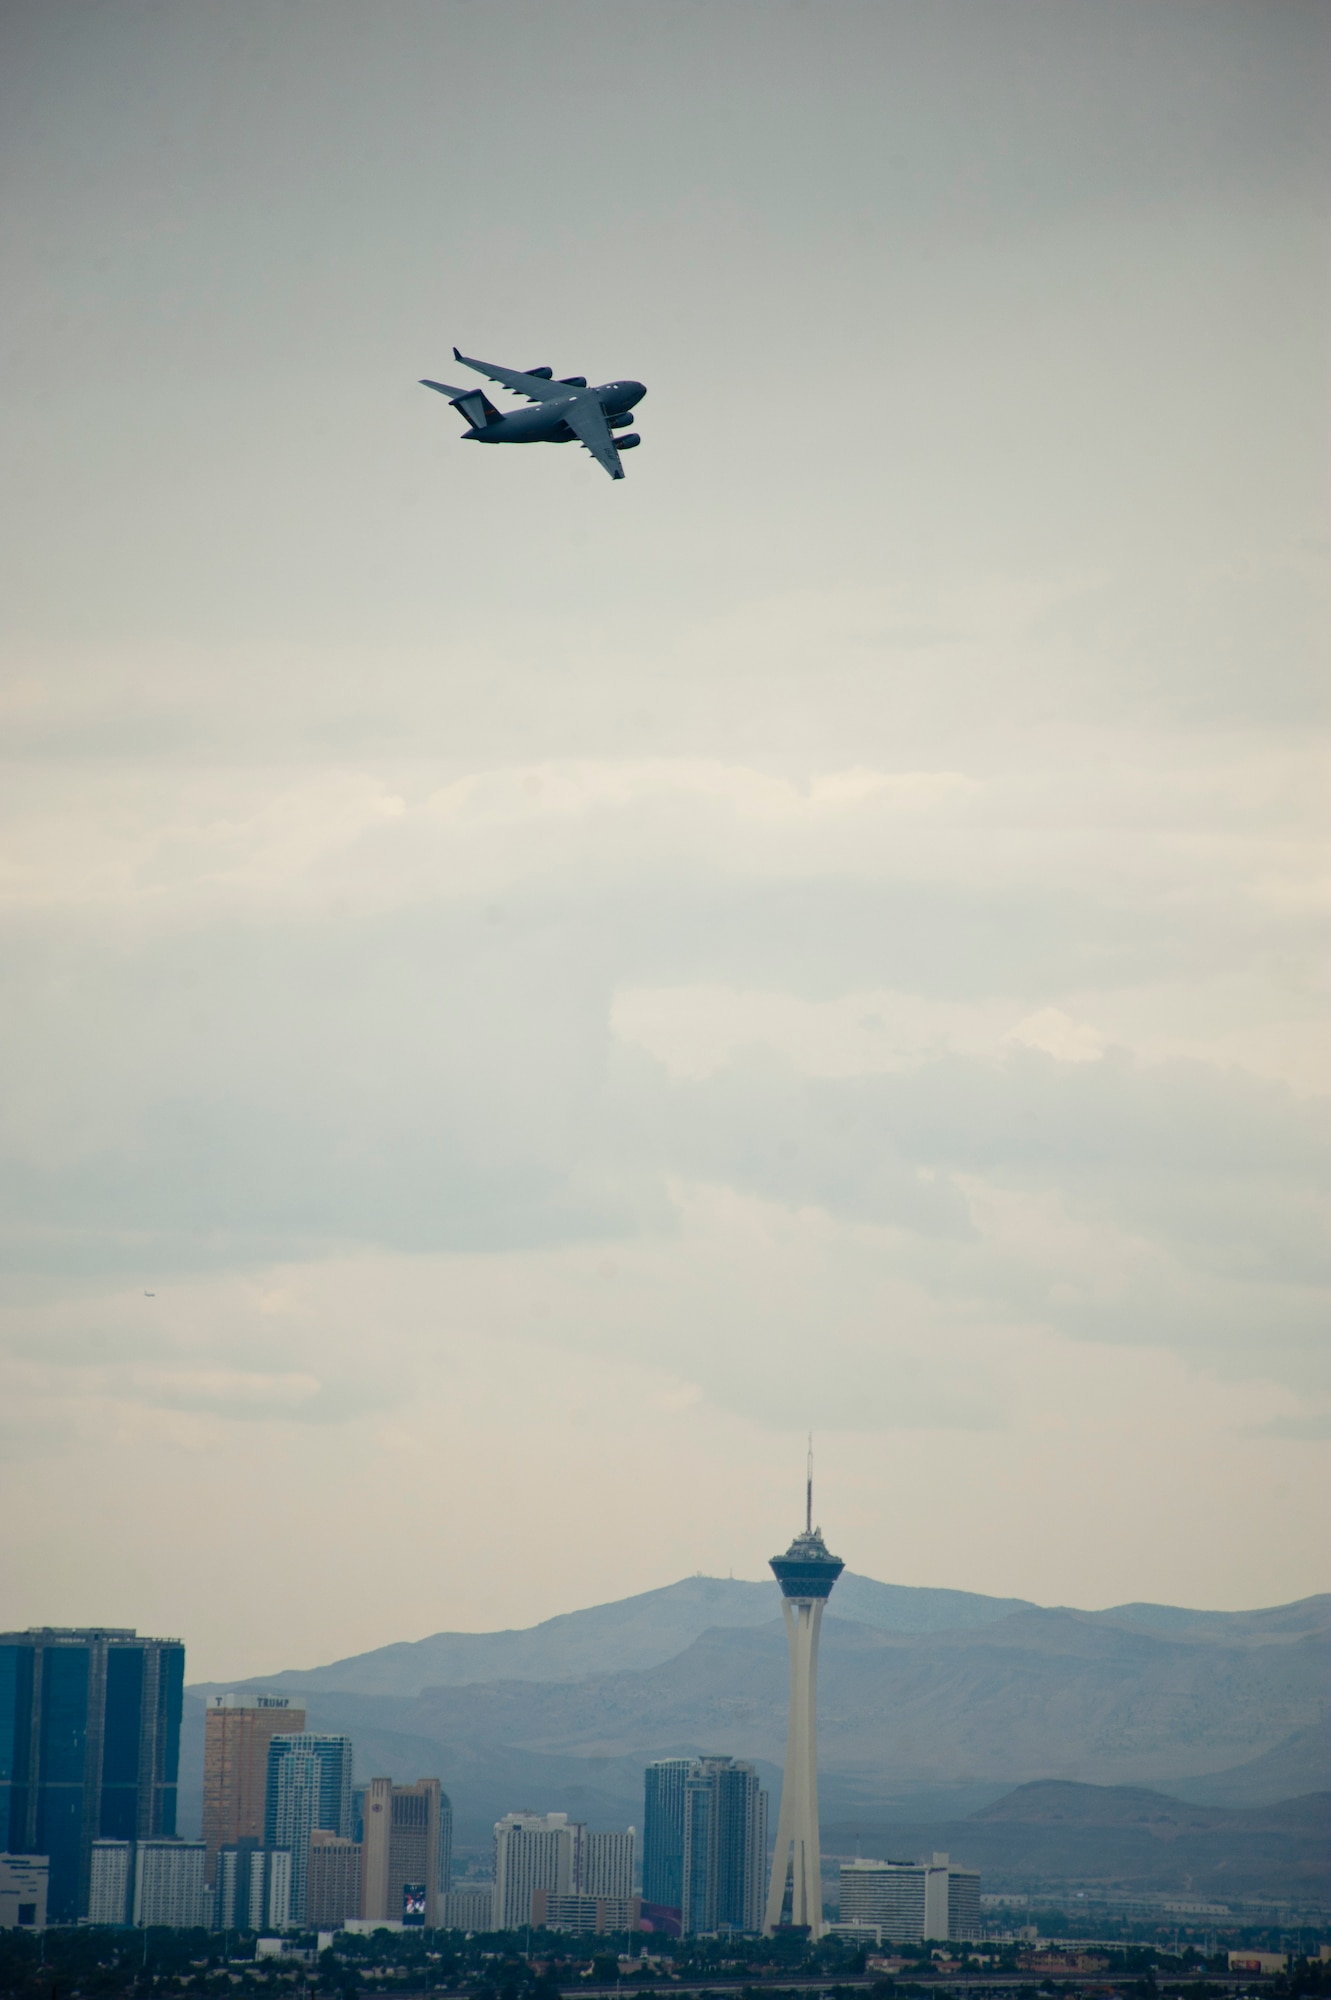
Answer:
[{"left": 420, "top": 348, "right": 646, "bottom": 481}]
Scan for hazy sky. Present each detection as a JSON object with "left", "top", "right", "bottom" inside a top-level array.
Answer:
[{"left": 1, "top": 0, "right": 1327, "bottom": 1681}]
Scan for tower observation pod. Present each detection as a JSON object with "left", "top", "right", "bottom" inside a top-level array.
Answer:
[{"left": 763, "top": 1449, "right": 844, "bottom": 1937}]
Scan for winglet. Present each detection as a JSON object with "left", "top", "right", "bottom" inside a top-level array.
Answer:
[{"left": 453, "top": 346, "right": 463, "bottom": 361}]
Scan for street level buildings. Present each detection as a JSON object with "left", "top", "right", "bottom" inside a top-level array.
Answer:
[
  {"left": 682, "top": 1757, "right": 767, "bottom": 1937},
  {"left": 0, "top": 1627, "right": 184, "bottom": 1922},
  {"left": 202, "top": 1696, "right": 304, "bottom": 1884}
]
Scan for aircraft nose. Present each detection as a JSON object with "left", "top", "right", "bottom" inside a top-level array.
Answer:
[{"left": 626, "top": 380, "right": 646, "bottom": 404}]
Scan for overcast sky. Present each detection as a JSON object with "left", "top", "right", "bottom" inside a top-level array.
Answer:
[{"left": 1, "top": 0, "right": 1327, "bottom": 1681}]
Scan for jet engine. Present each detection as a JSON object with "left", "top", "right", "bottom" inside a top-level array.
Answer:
[
  {"left": 558, "top": 375, "right": 587, "bottom": 387},
  {"left": 525, "top": 366, "right": 554, "bottom": 378},
  {"left": 615, "top": 433, "right": 641, "bottom": 450},
  {"left": 608, "top": 411, "right": 636, "bottom": 428}
]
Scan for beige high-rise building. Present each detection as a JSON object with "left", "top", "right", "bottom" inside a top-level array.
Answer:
[
  {"left": 308, "top": 1832, "right": 363, "bottom": 1930},
  {"left": 202, "top": 1695, "right": 305, "bottom": 1883},
  {"left": 492, "top": 1811, "right": 583, "bottom": 1932},
  {"left": 361, "top": 1777, "right": 444, "bottom": 1927}
]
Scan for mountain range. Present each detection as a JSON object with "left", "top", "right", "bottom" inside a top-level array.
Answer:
[{"left": 182, "top": 1574, "right": 1331, "bottom": 1899}]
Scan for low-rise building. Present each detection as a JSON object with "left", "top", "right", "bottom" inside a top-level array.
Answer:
[
  {"left": 531, "top": 1889, "right": 642, "bottom": 1934},
  {"left": 0, "top": 1856, "right": 49, "bottom": 1932},
  {"left": 1229, "top": 1954, "right": 1288, "bottom": 1975},
  {"left": 442, "top": 1887, "right": 495, "bottom": 1932}
]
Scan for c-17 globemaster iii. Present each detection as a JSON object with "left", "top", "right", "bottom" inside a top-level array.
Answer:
[{"left": 420, "top": 348, "right": 646, "bottom": 481}]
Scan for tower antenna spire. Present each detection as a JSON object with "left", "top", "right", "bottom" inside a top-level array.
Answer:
[{"left": 806, "top": 1432, "right": 813, "bottom": 1534}]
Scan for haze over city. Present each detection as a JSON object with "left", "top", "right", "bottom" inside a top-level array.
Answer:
[{"left": 1, "top": 0, "right": 1328, "bottom": 1688}]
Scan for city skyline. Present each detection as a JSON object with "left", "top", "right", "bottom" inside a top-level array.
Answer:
[{"left": 3, "top": 1604, "right": 1326, "bottom": 1931}]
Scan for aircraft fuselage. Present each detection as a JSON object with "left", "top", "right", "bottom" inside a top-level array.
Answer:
[{"left": 466, "top": 379, "right": 645, "bottom": 444}]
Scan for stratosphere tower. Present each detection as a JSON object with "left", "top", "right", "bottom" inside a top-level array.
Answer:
[{"left": 763, "top": 1447, "right": 844, "bottom": 1936}]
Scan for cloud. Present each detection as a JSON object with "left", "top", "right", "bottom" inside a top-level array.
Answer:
[
  {"left": 0, "top": 0, "right": 1326, "bottom": 1651},
  {"left": 1246, "top": 1411, "right": 1331, "bottom": 1442}
]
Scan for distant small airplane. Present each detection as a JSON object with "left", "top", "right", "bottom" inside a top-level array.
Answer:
[
  {"left": 144, "top": 1291, "right": 155, "bottom": 1297},
  {"left": 420, "top": 348, "right": 646, "bottom": 481}
]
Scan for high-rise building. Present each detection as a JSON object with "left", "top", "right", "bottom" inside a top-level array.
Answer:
[
  {"left": 132, "top": 1841, "right": 208, "bottom": 1928},
  {"left": 837, "top": 1856, "right": 979, "bottom": 1942},
  {"left": 438, "top": 1791, "right": 453, "bottom": 1899},
  {"left": 681, "top": 1758, "right": 767, "bottom": 1937},
  {"left": 582, "top": 1829, "right": 635, "bottom": 1901},
  {"left": 361, "top": 1777, "right": 443, "bottom": 1928},
  {"left": 763, "top": 1460, "right": 843, "bottom": 1938},
  {"left": 308, "top": 1832, "right": 362, "bottom": 1930},
  {"left": 88, "top": 1840, "right": 134, "bottom": 1925},
  {"left": 265, "top": 1848, "right": 293, "bottom": 1932},
  {"left": 946, "top": 1861, "right": 980, "bottom": 1941},
  {"left": 213, "top": 1842, "right": 292, "bottom": 1934},
  {"left": 264, "top": 1734, "right": 353, "bottom": 1926},
  {"left": 202, "top": 1697, "right": 305, "bottom": 1884},
  {"left": 0, "top": 1856, "right": 49, "bottom": 1932},
  {"left": 492, "top": 1812, "right": 583, "bottom": 1931},
  {"left": 642, "top": 1761, "right": 690, "bottom": 1913},
  {"left": 0, "top": 1627, "right": 185, "bottom": 1922}
]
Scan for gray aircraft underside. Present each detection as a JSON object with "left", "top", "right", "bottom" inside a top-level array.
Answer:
[{"left": 420, "top": 347, "right": 646, "bottom": 481}]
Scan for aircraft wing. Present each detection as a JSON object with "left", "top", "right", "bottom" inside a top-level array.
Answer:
[
  {"left": 453, "top": 348, "right": 570, "bottom": 404},
  {"left": 561, "top": 396, "right": 625, "bottom": 480}
]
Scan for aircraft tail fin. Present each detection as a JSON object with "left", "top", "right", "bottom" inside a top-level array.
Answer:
[{"left": 419, "top": 379, "right": 500, "bottom": 428}]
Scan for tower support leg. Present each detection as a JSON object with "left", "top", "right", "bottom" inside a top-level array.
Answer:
[{"left": 764, "top": 1596, "right": 826, "bottom": 1937}]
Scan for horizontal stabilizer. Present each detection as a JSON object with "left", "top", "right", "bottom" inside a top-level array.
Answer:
[{"left": 420, "top": 379, "right": 498, "bottom": 427}]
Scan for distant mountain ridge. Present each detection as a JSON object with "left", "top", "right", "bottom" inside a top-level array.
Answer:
[
  {"left": 192, "top": 1574, "right": 1040, "bottom": 1700},
  {"left": 190, "top": 1575, "right": 1331, "bottom": 1703},
  {"left": 181, "top": 1575, "right": 1331, "bottom": 1865}
]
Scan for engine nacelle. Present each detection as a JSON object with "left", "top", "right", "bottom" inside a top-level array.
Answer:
[
  {"left": 525, "top": 366, "right": 554, "bottom": 378},
  {"left": 558, "top": 375, "right": 587, "bottom": 387},
  {"left": 608, "top": 411, "right": 635, "bottom": 428},
  {"left": 615, "top": 433, "right": 641, "bottom": 450}
]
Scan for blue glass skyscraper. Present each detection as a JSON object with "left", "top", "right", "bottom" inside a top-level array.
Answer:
[
  {"left": 642, "top": 1758, "right": 691, "bottom": 1914},
  {"left": 0, "top": 1627, "right": 185, "bottom": 1922},
  {"left": 681, "top": 1757, "right": 767, "bottom": 1936}
]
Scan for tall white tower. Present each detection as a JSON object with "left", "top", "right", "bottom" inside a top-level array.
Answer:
[{"left": 763, "top": 1451, "right": 844, "bottom": 1937}]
